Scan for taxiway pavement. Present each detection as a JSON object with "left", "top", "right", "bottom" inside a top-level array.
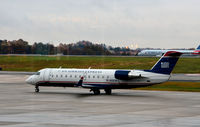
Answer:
[{"left": 0, "top": 75, "right": 200, "bottom": 126}]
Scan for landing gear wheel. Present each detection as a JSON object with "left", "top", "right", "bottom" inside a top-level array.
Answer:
[
  {"left": 105, "top": 89, "right": 112, "bottom": 95},
  {"left": 35, "top": 86, "right": 39, "bottom": 93},
  {"left": 92, "top": 89, "right": 100, "bottom": 95}
]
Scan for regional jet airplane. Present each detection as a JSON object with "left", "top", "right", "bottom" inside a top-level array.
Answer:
[
  {"left": 138, "top": 45, "right": 200, "bottom": 56},
  {"left": 26, "top": 51, "right": 182, "bottom": 95}
]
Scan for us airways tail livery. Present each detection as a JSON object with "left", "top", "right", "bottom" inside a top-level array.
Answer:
[{"left": 26, "top": 51, "right": 182, "bottom": 95}]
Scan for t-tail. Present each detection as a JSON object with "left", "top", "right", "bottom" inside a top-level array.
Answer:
[{"left": 149, "top": 51, "right": 182, "bottom": 75}]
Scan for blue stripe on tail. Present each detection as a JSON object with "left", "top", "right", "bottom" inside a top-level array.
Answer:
[
  {"left": 147, "top": 51, "right": 182, "bottom": 75},
  {"left": 197, "top": 45, "right": 200, "bottom": 50}
]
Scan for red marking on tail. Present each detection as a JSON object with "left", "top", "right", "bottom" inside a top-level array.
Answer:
[{"left": 164, "top": 51, "right": 183, "bottom": 57}]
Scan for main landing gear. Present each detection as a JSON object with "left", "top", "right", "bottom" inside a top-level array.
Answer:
[
  {"left": 90, "top": 88, "right": 112, "bottom": 95},
  {"left": 104, "top": 89, "right": 112, "bottom": 95},
  {"left": 90, "top": 88, "right": 100, "bottom": 95},
  {"left": 35, "top": 85, "right": 39, "bottom": 93}
]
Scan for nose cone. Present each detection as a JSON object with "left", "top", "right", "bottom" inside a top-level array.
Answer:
[{"left": 26, "top": 76, "right": 32, "bottom": 84}]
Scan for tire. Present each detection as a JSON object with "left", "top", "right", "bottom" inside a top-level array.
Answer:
[
  {"left": 105, "top": 89, "right": 112, "bottom": 95},
  {"left": 35, "top": 86, "right": 39, "bottom": 93},
  {"left": 93, "top": 89, "right": 100, "bottom": 95},
  {"left": 35, "top": 88, "right": 39, "bottom": 93}
]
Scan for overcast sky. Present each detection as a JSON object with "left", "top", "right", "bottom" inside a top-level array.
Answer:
[{"left": 0, "top": 0, "right": 200, "bottom": 48}]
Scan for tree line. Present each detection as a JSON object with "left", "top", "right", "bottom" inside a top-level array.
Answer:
[{"left": 0, "top": 39, "right": 135, "bottom": 55}]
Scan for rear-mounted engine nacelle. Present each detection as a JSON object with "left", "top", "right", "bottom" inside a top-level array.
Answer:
[{"left": 114, "top": 70, "right": 141, "bottom": 80}]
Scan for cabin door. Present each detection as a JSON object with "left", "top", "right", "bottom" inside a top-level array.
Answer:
[
  {"left": 43, "top": 69, "right": 51, "bottom": 81},
  {"left": 83, "top": 70, "right": 87, "bottom": 81}
]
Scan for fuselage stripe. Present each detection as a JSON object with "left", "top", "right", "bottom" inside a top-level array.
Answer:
[{"left": 37, "top": 80, "right": 152, "bottom": 85}]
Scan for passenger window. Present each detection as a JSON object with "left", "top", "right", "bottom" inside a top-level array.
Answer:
[
  {"left": 97, "top": 76, "right": 99, "bottom": 78},
  {"left": 70, "top": 75, "right": 72, "bottom": 78},
  {"left": 61, "top": 75, "right": 62, "bottom": 77},
  {"left": 107, "top": 76, "right": 109, "bottom": 79},
  {"left": 93, "top": 76, "right": 95, "bottom": 78},
  {"left": 102, "top": 76, "right": 104, "bottom": 78},
  {"left": 79, "top": 75, "right": 81, "bottom": 78},
  {"left": 65, "top": 75, "right": 67, "bottom": 78},
  {"left": 88, "top": 75, "right": 90, "bottom": 78},
  {"left": 75, "top": 75, "right": 77, "bottom": 78},
  {"left": 56, "top": 75, "right": 58, "bottom": 78}
]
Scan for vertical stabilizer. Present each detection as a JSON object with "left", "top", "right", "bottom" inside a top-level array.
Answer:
[{"left": 150, "top": 51, "right": 182, "bottom": 75}]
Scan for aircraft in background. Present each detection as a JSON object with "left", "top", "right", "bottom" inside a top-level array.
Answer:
[
  {"left": 26, "top": 51, "right": 182, "bottom": 95},
  {"left": 192, "top": 45, "right": 200, "bottom": 55},
  {"left": 138, "top": 45, "right": 200, "bottom": 56}
]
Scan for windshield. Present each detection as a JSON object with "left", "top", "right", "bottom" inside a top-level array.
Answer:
[{"left": 34, "top": 72, "right": 40, "bottom": 75}]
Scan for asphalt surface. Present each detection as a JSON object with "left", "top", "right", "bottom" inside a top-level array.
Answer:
[
  {"left": 0, "top": 75, "right": 200, "bottom": 127},
  {"left": 170, "top": 74, "right": 200, "bottom": 82}
]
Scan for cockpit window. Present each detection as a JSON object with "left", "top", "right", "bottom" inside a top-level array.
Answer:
[{"left": 34, "top": 72, "right": 40, "bottom": 75}]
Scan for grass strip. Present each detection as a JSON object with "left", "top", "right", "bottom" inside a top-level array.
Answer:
[
  {"left": 135, "top": 82, "right": 200, "bottom": 92},
  {"left": 0, "top": 56, "right": 199, "bottom": 73}
]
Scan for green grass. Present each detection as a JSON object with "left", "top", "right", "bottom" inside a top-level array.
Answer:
[
  {"left": 0, "top": 55, "right": 199, "bottom": 73},
  {"left": 136, "top": 82, "right": 200, "bottom": 92},
  {"left": 0, "top": 55, "right": 199, "bottom": 92}
]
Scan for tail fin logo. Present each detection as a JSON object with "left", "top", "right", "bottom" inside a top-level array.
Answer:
[{"left": 161, "top": 62, "right": 169, "bottom": 68}]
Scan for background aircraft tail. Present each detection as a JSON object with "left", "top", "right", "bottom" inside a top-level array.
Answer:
[
  {"left": 149, "top": 51, "right": 182, "bottom": 75},
  {"left": 197, "top": 45, "right": 200, "bottom": 50},
  {"left": 192, "top": 45, "right": 200, "bottom": 55}
]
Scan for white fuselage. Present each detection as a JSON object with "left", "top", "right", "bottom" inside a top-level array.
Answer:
[
  {"left": 26, "top": 68, "right": 170, "bottom": 89},
  {"left": 138, "top": 49, "right": 193, "bottom": 56}
]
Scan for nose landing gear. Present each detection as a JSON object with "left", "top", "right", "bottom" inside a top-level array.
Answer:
[{"left": 35, "top": 85, "right": 39, "bottom": 93}]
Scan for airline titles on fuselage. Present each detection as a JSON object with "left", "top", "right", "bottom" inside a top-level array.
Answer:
[{"left": 63, "top": 70, "right": 103, "bottom": 74}]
